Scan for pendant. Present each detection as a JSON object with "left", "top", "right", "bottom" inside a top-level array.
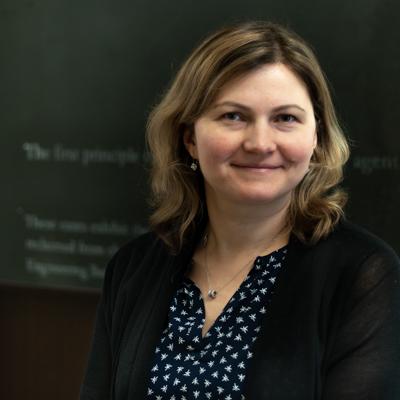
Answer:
[{"left": 207, "top": 289, "right": 217, "bottom": 299}]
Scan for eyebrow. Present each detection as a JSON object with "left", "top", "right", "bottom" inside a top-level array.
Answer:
[{"left": 212, "top": 101, "right": 307, "bottom": 113}]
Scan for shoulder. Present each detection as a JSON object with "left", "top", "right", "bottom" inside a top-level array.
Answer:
[
  {"left": 101, "top": 231, "right": 171, "bottom": 295},
  {"left": 310, "top": 219, "right": 400, "bottom": 289},
  {"left": 322, "top": 219, "right": 399, "bottom": 263},
  {"left": 111, "top": 231, "right": 165, "bottom": 264}
]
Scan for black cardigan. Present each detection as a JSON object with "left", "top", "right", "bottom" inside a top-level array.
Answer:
[{"left": 80, "top": 219, "right": 400, "bottom": 400}]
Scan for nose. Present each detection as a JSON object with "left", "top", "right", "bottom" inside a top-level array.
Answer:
[{"left": 242, "top": 120, "right": 277, "bottom": 154}]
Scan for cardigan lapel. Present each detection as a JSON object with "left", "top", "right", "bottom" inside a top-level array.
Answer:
[
  {"left": 243, "top": 236, "right": 323, "bottom": 400},
  {"left": 114, "top": 236, "right": 197, "bottom": 400}
]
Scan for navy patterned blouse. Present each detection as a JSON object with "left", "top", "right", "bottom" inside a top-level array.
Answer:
[{"left": 146, "top": 246, "right": 288, "bottom": 400}]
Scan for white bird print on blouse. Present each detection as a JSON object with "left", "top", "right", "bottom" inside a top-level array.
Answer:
[{"left": 146, "top": 246, "right": 288, "bottom": 399}]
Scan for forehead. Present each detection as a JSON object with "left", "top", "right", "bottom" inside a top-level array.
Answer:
[{"left": 212, "top": 63, "right": 313, "bottom": 110}]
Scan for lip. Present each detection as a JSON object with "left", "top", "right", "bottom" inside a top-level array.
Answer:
[{"left": 231, "top": 163, "right": 282, "bottom": 169}]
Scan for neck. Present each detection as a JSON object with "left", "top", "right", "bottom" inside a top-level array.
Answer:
[{"left": 204, "top": 192, "right": 291, "bottom": 261}]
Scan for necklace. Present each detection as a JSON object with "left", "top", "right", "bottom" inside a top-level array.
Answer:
[{"left": 203, "top": 229, "right": 283, "bottom": 300}]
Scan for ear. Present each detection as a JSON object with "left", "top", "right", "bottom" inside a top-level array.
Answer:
[
  {"left": 312, "top": 128, "right": 318, "bottom": 149},
  {"left": 183, "top": 127, "right": 198, "bottom": 159}
]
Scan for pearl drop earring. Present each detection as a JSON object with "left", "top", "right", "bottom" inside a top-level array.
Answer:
[{"left": 190, "top": 159, "right": 198, "bottom": 171}]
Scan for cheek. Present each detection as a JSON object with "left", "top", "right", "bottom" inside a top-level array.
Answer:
[
  {"left": 197, "top": 136, "right": 236, "bottom": 163},
  {"left": 280, "top": 138, "right": 315, "bottom": 164}
]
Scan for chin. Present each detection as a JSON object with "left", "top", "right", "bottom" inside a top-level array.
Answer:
[{"left": 233, "top": 190, "right": 290, "bottom": 205}]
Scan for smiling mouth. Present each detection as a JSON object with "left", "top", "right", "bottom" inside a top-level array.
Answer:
[{"left": 232, "top": 164, "right": 282, "bottom": 170}]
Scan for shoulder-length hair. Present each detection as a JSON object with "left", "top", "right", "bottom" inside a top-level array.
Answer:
[{"left": 146, "top": 20, "right": 350, "bottom": 253}]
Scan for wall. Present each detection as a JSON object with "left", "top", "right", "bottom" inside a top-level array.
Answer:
[{"left": 0, "top": 285, "right": 99, "bottom": 399}]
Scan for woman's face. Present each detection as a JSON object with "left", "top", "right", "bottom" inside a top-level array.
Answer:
[{"left": 184, "top": 63, "right": 317, "bottom": 210}]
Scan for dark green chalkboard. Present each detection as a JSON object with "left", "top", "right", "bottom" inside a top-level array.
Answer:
[{"left": 1, "top": 0, "right": 399, "bottom": 290}]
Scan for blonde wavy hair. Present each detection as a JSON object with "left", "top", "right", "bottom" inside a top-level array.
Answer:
[{"left": 146, "top": 21, "right": 350, "bottom": 252}]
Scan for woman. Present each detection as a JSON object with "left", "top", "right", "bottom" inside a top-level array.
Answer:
[{"left": 80, "top": 21, "right": 400, "bottom": 399}]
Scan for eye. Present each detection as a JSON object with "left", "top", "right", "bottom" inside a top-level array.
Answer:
[
  {"left": 221, "top": 112, "right": 244, "bottom": 122},
  {"left": 274, "top": 114, "right": 298, "bottom": 123}
]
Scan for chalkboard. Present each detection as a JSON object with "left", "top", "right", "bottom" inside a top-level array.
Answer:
[{"left": 1, "top": 0, "right": 399, "bottom": 290}]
